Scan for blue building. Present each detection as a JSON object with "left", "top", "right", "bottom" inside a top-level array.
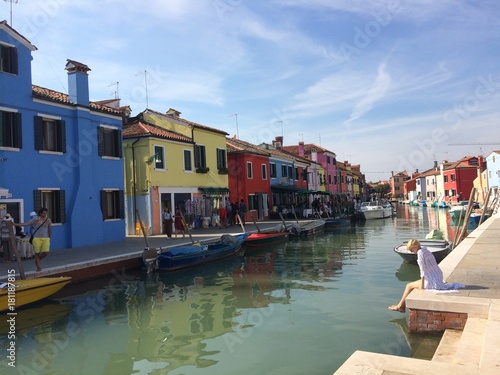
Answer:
[
  {"left": 486, "top": 151, "right": 500, "bottom": 190},
  {"left": 0, "top": 21, "right": 125, "bottom": 250}
]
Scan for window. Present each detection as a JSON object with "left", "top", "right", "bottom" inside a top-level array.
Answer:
[
  {"left": 217, "top": 148, "right": 227, "bottom": 172},
  {"left": 248, "top": 194, "right": 258, "bottom": 211},
  {"left": 34, "top": 116, "right": 66, "bottom": 152},
  {"left": 184, "top": 149, "right": 192, "bottom": 171},
  {"left": 100, "top": 189, "right": 125, "bottom": 220},
  {"left": 288, "top": 166, "right": 293, "bottom": 179},
  {"left": 0, "top": 110, "right": 22, "bottom": 148},
  {"left": 154, "top": 145, "right": 165, "bottom": 169},
  {"left": 328, "top": 175, "right": 332, "bottom": 184},
  {"left": 444, "top": 175, "right": 448, "bottom": 183},
  {"left": 247, "top": 162, "right": 253, "bottom": 179},
  {"left": 327, "top": 156, "right": 330, "bottom": 164},
  {"left": 98, "top": 125, "right": 122, "bottom": 158},
  {"left": 270, "top": 163, "right": 277, "bottom": 178},
  {"left": 261, "top": 164, "right": 267, "bottom": 180},
  {"left": 34, "top": 189, "right": 66, "bottom": 224},
  {"left": 451, "top": 174, "right": 455, "bottom": 182},
  {"left": 295, "top": 167, "right": 299, "bottom": 181},
  {"left": 281, "top": 165, "right": 287, "bottom": 177},
  {"left": 0, "top": 44, "right": 18, "bottom": 74},
  {"left": 194, "top": 144, "right": 207, "bottom": 170}
]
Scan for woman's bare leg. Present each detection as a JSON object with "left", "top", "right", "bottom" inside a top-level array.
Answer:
[{"left": 389, "top": 279, "right": 422, "bottom": 312}]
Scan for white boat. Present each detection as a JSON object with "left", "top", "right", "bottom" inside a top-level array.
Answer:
[{"left": 359, "top": 201, "right": 393, "bottom": 220}]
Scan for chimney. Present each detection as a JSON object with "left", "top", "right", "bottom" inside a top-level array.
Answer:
[
  {"left": 65, "top": 59, "right": 90, "bottom": 106},
  {"left": 311, "top": 147, "right": 318, "bottom": 162},
  {"left": 298, "top": 141, "right": 305, "bottom": 157},
  {"left": 166, "top": 108, "right": 181, "bottom": 117},
  {"left": 274, "top": 136, "right": 283, "bottom": 149}
]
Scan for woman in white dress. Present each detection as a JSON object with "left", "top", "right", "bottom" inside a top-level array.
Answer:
[{"left": 388, "top": 239, "right": 462, "bottom": 313}]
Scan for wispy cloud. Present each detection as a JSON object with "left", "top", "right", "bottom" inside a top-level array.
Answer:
[{"left": 344, "top": 63, "right": 391, "bottom": 124}]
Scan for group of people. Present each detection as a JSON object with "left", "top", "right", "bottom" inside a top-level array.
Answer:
[
  {"left": 222, "top": 200, "right": 246, "bottom": 228},
  {"left": 161, "top": 200, "right": 247, "bottom": 234},
  {"left": 0, "top": 208, "right": 52, "bottom": 272},
  {"left": 162, "top": 207, "right": 186, "bottom": 238}
]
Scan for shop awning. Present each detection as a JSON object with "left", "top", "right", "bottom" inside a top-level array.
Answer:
[
  {"left": 198, "top": 187, "right": 230, "bottom": 195},
  {"left": 271, "top": 185, "right": 299, "bottom": 192}
]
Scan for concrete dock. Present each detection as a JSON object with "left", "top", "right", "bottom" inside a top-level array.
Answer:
[{"left": 334, "top": 212, "right": 500, "bottom": 375}]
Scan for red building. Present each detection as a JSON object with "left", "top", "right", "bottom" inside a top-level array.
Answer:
[
  {"left": 226, "top": 137, "right": 272, "bottom": 220},
  {"left": 442, "top": 156, "right": 484, "bottom": 203}
]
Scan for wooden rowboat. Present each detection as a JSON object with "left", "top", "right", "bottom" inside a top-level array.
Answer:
[
  {"left": 393, "top": 240, "right": 451, "bottom": 264},
  {"left": 244, "top": 231, "right": 289, "bottom": 248},
  {"left": 0, "top": 277, "right": 72, "bottom": 312},
  {"left": 152, "top": 234, "right": 248, "bottom": 272}
]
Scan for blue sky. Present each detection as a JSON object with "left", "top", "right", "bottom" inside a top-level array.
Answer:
[{"left": 3, "top": 0, "right": 500, "bottom": 181}]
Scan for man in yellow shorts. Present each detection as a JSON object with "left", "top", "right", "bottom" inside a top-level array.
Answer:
[{"left": 15, "top": 208, "right": 52, "bottom": 272}]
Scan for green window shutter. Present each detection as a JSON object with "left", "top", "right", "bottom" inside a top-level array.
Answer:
[
  {"left": 33, "top": 190, "right": 42, "bottom": 213},
  {"left": 100, "top": 190, "right": 106, "bottom": 220},
  {"left": 116, "top": 130, "right": 123, "bottom": 158},
  {"left": 11, "top": 47, "right": 18, "bottom": 75},
  {"left": 57, "top": 190, "right": 66, "bottom": 224},
  {"left": 59, "top": 120, "right": 66, "bottom": 153},
  {"left": 34, "top": 116, "right": 43, "bottom": 150},
  {"left": 97, "top": 126, "right": 104, "bottom": 156},
  {"left": 118, "top": 190, "right": 125, "bottom": 219},
  {"left": 13, "top": 112, "right": 22, "bottom": 149}
]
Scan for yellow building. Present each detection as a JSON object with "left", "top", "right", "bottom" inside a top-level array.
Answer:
[{"left": 123, "top": 108, "right": 229, "bottom": 235}]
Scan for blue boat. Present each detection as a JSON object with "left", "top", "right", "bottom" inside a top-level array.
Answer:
[
  {"left": 324, "top": 217, "right": 351, "bottom": 229},
  {"left": 156, "top": 234, "right": 248, "bottom": 271}
]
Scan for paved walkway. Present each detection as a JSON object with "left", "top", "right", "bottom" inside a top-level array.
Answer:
[{"left": 0, "top": 221, "right": 282, "bottom": 281}]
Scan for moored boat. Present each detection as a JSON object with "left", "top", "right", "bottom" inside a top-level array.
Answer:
[
  {"left": 287, "top": 219, "right": 325, "bottom": 237},
  {"left": 393, "top": 239, "right": 451, "bottom": 264},
  {"left": 360, "top": 201, "right": 393, "bottom": 220},
  {"left": 154, "top": 234, "right": 248, "bottom": 271},
  {"left": 0, "top": 277, "right": 72, "bottom": 312},
  {"left": 244, "top": 231, "right": 289, "bottom": 248},
  {"left": 324, "top": 217, "right": 351, "bottom": 228}
]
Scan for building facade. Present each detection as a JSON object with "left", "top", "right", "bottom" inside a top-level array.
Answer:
[{"left": 0, "top": 22, "right": 125, "bottom": 250}]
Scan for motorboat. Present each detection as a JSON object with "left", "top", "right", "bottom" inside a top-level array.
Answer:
[
  {"left": 0, "top": 277, "right": 72, "bottom": 312},
  {"left": 359, "top": 201, "right": 393, "bottom": 220}
]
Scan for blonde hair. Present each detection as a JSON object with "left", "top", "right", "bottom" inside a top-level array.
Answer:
[{"left": 407, "top": 239, "right": 421, "bottom": 251}]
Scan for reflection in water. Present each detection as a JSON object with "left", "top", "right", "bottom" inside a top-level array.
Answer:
[{"left": 0, "top": 204, "right": 463, "bottom": 374}]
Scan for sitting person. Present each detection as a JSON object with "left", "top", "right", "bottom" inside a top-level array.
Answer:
[{"left": 389, "top": 239, "right": 464, "bottom": 313}]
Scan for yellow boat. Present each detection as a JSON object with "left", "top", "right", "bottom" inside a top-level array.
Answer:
[{"left": 0, "top": 277, "right": 72, "bottom": 312}]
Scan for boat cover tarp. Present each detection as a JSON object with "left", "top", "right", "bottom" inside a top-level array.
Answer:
[{"left": 168, "top": 244, "right": 208, "bottom": 256}]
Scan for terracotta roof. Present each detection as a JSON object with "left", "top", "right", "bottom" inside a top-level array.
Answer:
[
  {"left": 32, "top": 85, "right": 124, "bottom": 115},
  {"left": 226, "top": 138, "right": 271, "bottom": 156},
  {"left": 258, "top": 142, "right": 312, "bottom": 164},
  {"left": 145, "top": 109, "right": 228, "bottom": 136},
  {"left": 443, "top": 156, "right": 481, "bottom": 170},
  {"left": 123, "top": 120, "right": 192, "bottom": 143},
  {"left": 282, "top": 143, "right": 336, "bottom": 156}
]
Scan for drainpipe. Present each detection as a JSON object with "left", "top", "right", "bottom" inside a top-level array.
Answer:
[{"left": 131, "top": 138, "right": 140, "bottom": 228}]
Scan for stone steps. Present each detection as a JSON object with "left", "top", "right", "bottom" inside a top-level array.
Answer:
[
  {"left": 453, "top": 317, "right": 487, "bottom": 366},
  {"left": 432, "top": 329, "right": 462, "bottom": 363},
  {"left": 432, "top": 301, "right": 500, "bottom": 373}
]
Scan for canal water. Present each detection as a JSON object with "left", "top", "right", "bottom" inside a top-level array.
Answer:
[{"left": 1, "top": 204, "right": 473, "bottom": 375}]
